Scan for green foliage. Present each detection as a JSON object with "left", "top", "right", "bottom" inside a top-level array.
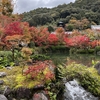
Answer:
[
  {"left": 21, "top": 0, "right": 100, "bottom": 27},
  {"left": 46, "top": 82, "right": 64, "bottom": 100},
  {"left": 0, "top": 51, "right": 15, "bottom": 68},
  {"left": 48, "top": 45, "right": 69, "bottom": 53},
  {"left": 57, "top": 63, "right": 100, "bottom": 96},
  {"left": 95, "top": 46, "right": 100, "bottom": 51},
  {"left": 13, "top": 50, "right": 22, "bottom": 64},
  {"left": 88, "top": 49, "right": 95, "bottom": 53},
  {"left": 69, "top": 48, "right": 77, "bottom": 54},
  {"left": 48, "top": 91, "right": 56, "bottom": 100},
  {"left": 94, "top": 46, "right": 100, "bottom": 55},
  {"left": 76, "top": 49, "right": 88, "bottom": 54},
  {"left": 0, "top": 50, "right": 24, "bottom": 67},
  {"left": 46, "top": 84, "right": 57, "bottom": 100},
  {"left": 0, "top": 51, "right": 12, "bottom": 56},
  {"left": 91, "top": 60, "right": 99, "bottom": 66},
  {"left": 31, "top": 54, "right": 50, "bottom": 61},
  {"left": 47, "top": 25, "right": 54, "bottom": 32},
  {"left": 66, "top": 24, "right": 75, "bottom": 31},
  {"left": 0, "top": 56, "right": 14, "bottom": 68},
  {"left": 76, "top": 49, "right": 95, "bottom": 54}
]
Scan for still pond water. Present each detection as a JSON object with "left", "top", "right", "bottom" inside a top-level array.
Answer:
[{"left": 48, "top": 53, "right": 100, "bottom": 67}]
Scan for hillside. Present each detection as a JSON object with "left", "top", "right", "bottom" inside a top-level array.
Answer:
[{"left": 21, "top": 0, "right": 100, "bottom": 27}]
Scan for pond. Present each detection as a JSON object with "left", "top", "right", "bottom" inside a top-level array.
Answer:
[
  {"left": 48, "top": 53, "right": 100, "bottom": 67},
  {"left": 48, "top": 53, "right": 100, "bottom": 100}
]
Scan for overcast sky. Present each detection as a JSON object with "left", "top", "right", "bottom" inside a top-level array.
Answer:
[{"left": 13, "top": 0, "right": 75, "bottom": 14}]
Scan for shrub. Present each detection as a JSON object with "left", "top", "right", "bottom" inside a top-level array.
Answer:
[
  {"left": 31, "top": 54, "right": 50, "bottom": 61},
  {"left": 0, "top": 51, "right": 14, "bottom": 67},
  {"left": 57, "top": 63, "right": 100, "bottom": 96},
  {"left": 15, "top": 61, "right": 55, "bottom": 89}
]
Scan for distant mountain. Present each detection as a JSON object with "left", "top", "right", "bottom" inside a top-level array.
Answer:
[{"left": 21, "top": 0, "right": 100, "bottom": 27}]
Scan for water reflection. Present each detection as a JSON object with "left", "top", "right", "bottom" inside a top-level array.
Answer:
[
  {"left": 48, "top": 53, "right": 100, "bottom": 67},
  {"left": 67, "top": 54, "right": 97, "bottom": 67}
]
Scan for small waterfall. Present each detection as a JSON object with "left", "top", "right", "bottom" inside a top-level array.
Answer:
[{"left": 64, "top": 79, "right": 99, "bottom": 100}]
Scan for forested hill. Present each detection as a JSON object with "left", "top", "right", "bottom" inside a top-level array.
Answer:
[{"left": 21, "top": 0, "right": 100, "bottom": 27}]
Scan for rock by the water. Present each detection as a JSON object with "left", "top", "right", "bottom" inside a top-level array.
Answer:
[
  {"left": 0, "top": 80, "right": 4, "bottom": 85},
  {"left": 0, "top": 94, "right": 8, "bottom": 100},
  {"left": 94, "top": 62, "right": 100, "bottom": 75},
  {"left": 0, "top": 72, "right": 6, "bottom": 77}
]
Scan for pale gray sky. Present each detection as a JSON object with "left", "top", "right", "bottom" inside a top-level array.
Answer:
[{"left": 13, "top": 0, "right": 75, "bottom": 14}]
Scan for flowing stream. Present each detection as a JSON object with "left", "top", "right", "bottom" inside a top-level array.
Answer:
[{"left": 64, "top": 79, "right": 99, "bottom": 100}]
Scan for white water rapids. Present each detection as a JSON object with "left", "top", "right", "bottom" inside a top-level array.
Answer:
[{"left": 64, "top": 79, "right": 99, "bottom": 100}]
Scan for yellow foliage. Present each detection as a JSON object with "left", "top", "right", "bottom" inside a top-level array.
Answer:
[
  {"left": 0, "top": 66, "right": 23, "bottom": 88},
  {"left": 21, "top": 47, "right": 32, "bottom": 56},
  {"left": 0, "top": 0, "right": 13, "bottom": 16},
  {"left": 87, "top": 67, "right": 100, "bottom": 80}
]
